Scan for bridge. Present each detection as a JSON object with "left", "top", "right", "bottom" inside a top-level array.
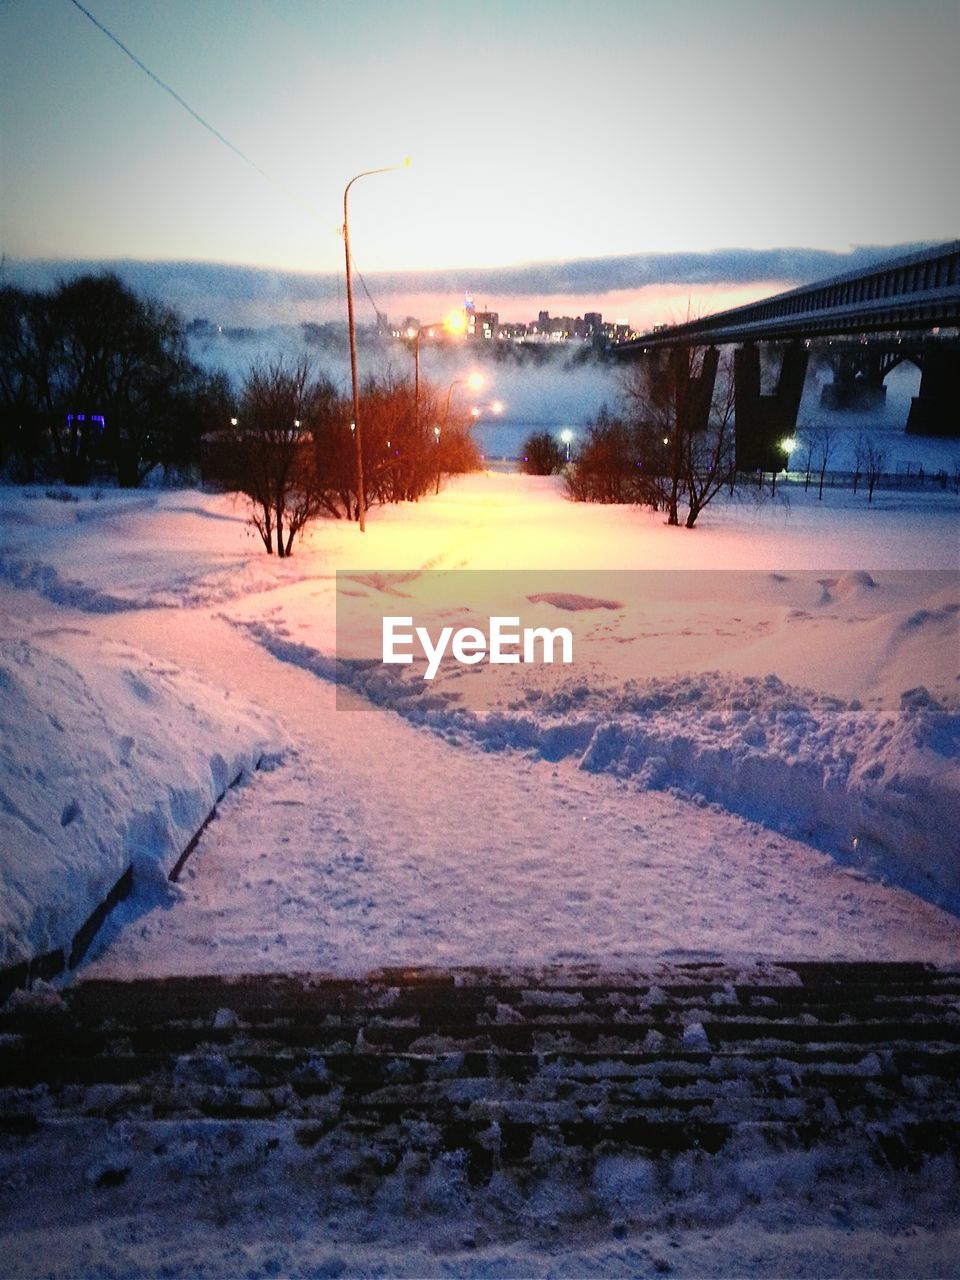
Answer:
[{"left": 616, "top": 240, "right": 960, "bottom": 469}]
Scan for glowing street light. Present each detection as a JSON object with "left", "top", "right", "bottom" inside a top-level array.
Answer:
[
  {"left": 560, "top": 427, "right": 574, "bottom": 462},
  {"left": 442, "top": 374, "right": 482, "bottom": 423},
  {"left": 408, "top": 313, "right": 469, "bottom": 427},
  {"left": 343, "top": 157, "right": 410, "bottom": 532}
]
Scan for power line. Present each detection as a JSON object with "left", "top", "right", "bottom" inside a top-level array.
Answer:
[
  {"left": 66, "top": 0, "right": 329, "bottom": 230},
  {"left": 350, "top": 254, "right": 386, "bottom": 322},
  {"left": 68, "top": 0, "right": 391, "bottom": 324}
]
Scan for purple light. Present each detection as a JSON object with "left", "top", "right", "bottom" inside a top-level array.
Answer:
[{"left": 67, "top": 413, "right": 106, "bottom": 432}]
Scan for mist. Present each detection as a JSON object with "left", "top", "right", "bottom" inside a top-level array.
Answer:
[
  {"left": 185, "top": 320, "right": 622, "bottom": 456},
  {"left": 8, "top": 250, "right": 953, "bottom": 475}
]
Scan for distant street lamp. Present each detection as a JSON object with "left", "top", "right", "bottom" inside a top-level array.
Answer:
[
  {"left": 406, "top": 312, "right": 467, "bottom": 433},
  {"left": 441, "top": 373, "right": 484, "bottom": 424},
  {"left": 431, "top": 373, "right": 486, "bottom": 495},
  {"left": 560, "top": 428, "right": 574, "bottom": 462},
  {"left": 343, "top": 158, "right": 410, "bottom": 532}
]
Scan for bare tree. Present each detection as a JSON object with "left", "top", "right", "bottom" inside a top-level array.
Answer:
[
  {"left": 864, "top": 437, "right": 887, "bottom": 504},
  {"left": 814, "top": 425, "right": 834, "bottom": 501},
  {"left": 235, "top": 357, "right": 333, "bottom": 556},
  {"left": 0, "top": 286, "right": 47, "bottom": 481},
  {"left": 521, "top": 431, "right": 566, "bottom": 476},
  {"left": 797, "top": 428, "right": 816, "bottom": 492},
  {"left": 1, "top": 274, "right": 211, "bottom": 486},
  {"left": 564, "top": 408, "right": 641, "bottom": 505},
  {"left": 851, "top": 432, "right": 866, "bottom": 495},
  {"left": 682, "top": 353, "right": 736, "bottom": 528},
  {"left": 615, "top": 344, "right": 736, "bottom": 528},
  {"left": 623, "top": 349, "right": 687, "bottom": 523}
]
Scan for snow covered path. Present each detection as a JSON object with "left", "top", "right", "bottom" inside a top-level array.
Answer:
[{"left": 83, "top": 607, "right": 960, "bottom": 978}]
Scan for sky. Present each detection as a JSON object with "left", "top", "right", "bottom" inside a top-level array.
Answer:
[{"left": 2, "top": 0, "right": 958, "bottom": 328}]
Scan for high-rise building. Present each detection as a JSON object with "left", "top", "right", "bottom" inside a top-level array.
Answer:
[{"left": 472, "top": 311, "right": 499, "bottom": 340}]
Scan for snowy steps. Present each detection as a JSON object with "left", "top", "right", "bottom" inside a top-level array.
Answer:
[{"left": 3, "top": 962, "right": 959, "bottom": 1186}]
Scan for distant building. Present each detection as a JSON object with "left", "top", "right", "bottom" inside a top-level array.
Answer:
[
  {"left": 387, "top": 299, "right": 623, "bottom": 347},
  {"left": 498, "top": 322, "right": 527, "bottom": 341},
  {"left": 470, "top": 310, "right": 499, "bottom": 341}
]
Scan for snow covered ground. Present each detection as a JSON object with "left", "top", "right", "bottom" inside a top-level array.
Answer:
[
  {"left": 0, "top": 474, "right": 957, "bottom": 976},
  {"left": 0, "top": 469, "right": 958, "bottom": 1276}
]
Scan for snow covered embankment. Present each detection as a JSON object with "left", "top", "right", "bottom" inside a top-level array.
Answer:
[
  {"left": 331, "top": 662, "right": 960, "bottom": 917},
  {"left": 0, "top": 631, "right": 279, "bottom": 980}
]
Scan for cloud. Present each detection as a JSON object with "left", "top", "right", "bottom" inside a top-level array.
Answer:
[
  {"left": 368, "top": 245, "right": 930, "bottom": 299},
  {"left": 3, "top": 242, "right": 936, "bottom": 325}
]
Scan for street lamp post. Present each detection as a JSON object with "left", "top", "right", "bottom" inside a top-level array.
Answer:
[
  {"left": 430, "top": 372, "right": 486, "bottom": 495},
  {"left": 441, "top": 372, "right": 484, "bottom": 425},
  {"left": 406, "top": 312, "right": 466, "bottom": 441},
  {"left": 343, "top": 159, "right": 409, "bottom": 532}
]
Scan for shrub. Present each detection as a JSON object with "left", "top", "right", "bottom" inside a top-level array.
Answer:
[{"left": 521, "top": 431, "right": 565, "bottom": 475}]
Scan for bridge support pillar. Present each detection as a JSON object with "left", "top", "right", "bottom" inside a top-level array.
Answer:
[
  {"left": 734, "top": 342, "right": 808, "bottom": 471},
  {"left": 906, "top": 348, "right": 960, "bottom": 437},
  {"left": 820, "top": 350, "right": 888, "bottom": 411},
  {"left": 671, "top": 344, "right": 719, "bottom": 432}
]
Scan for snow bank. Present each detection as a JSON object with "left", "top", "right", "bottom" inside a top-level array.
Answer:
[
  {"left": 0, "top": 626, "right": 279, "bottom": 973},
  {"left": 317, "top": 661, "right": 960, "bottom": 914}
]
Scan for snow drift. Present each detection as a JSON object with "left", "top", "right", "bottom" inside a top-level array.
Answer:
[
  {"left": 0, "top": 627, "right": 277, "bottom": 972},
  {"left": 326, "top": 660, "right": 960, "bottom": 914}
]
